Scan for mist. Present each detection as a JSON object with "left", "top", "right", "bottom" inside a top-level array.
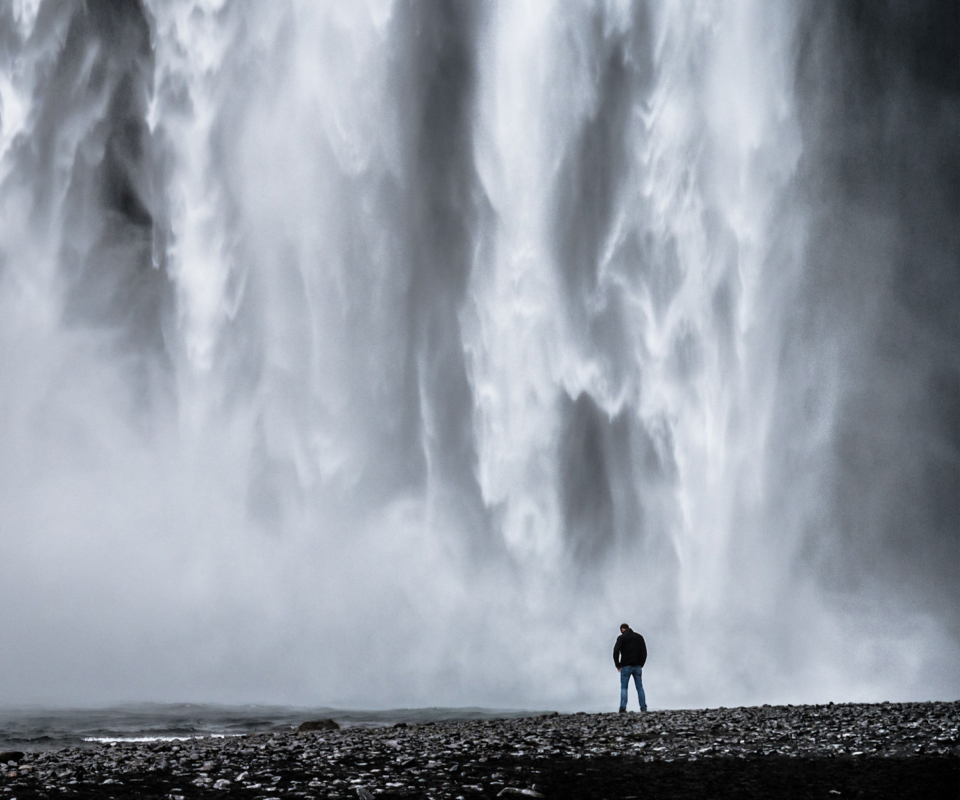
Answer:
[{"left": 0, "top": 0, "right": 957, "bottom": 710}]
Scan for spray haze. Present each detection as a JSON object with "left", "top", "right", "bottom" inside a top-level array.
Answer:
[{"left": 0, "top": 0, "right": 956, "bottom": 709}]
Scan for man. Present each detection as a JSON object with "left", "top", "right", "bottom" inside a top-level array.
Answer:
[{"left": 613, "top": 623, "right": 647, "bottom": 713}]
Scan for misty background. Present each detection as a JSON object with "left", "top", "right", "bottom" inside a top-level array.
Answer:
[{"left": 0, "top": 0, "right": 957, "bottom": 711}]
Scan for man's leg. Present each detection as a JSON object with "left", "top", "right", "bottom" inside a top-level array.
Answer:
[
  {"left": 619, "top": 669, "right": 629, "bottom": 711},
  {"left": 634, "top": 667, "right": 647, "bottom": 712}
]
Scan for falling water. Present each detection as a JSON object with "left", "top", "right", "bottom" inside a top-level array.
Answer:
[{"left": 0, "top": 0, "right": 957, "bottom": 709}]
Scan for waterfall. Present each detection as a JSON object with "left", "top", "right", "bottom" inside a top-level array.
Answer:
[{"left": 0, "top": 0, "right": 956, "bottom": 708}]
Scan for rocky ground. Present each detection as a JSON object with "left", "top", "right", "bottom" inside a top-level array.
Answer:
[{"left": 1, "top": 701, "right": 957, "bottom": 799}]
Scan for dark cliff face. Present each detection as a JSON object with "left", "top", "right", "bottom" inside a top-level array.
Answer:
[
  {"left": 7, "top": 1, "right": 172, "bottom": 412},
  {"left": 787, "top": 0, "right": 960, "bottom": 630},
  {"left": 390, "top": 0, "right": 491, "bottom": 548}
]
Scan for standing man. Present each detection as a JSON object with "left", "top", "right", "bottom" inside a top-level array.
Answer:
[{"left": 613, "top": 623, "right": 647, "bottom": 713}]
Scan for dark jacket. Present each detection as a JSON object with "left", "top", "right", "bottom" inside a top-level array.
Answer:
[{"left": 613, "top": 628, "right": 647, "bottom": 668}]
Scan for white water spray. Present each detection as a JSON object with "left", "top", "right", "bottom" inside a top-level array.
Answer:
[{"left": 0, "top": 0, "right": 956, "bottom": 708}]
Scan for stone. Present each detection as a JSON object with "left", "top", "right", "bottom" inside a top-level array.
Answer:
[
  {"left": 297, "top": 718, "right": 341, "bottom": 732},
  {"left": 0, "top": 701, "right": 956, "bottom": 798}
]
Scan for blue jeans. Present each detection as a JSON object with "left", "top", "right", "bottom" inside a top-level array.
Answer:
[{"left": 619, "top": 665, "right": 646, "bottom": 711}]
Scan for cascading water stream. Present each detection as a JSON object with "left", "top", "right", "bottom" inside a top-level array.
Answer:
[{"left": 0, "top": 0, "right": 956, "bottom": 708}]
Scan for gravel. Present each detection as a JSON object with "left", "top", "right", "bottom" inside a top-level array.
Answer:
[{"left": 1, "top": 701, "right": 957, "bottom": 799}]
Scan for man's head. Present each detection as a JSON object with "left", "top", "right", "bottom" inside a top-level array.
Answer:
[{"left": 620, "top": 623, "right": 630, "bottom": 633}]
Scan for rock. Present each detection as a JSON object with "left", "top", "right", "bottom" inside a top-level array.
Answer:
[
  {"left": 0, "top": 751, "right": 24, "bottom": 763},
  {"left": 0, "top": 701, "right": 955, "bottom": 799},
  {"left": 297, "top": 718, "right": 340, "bottom": 732}
]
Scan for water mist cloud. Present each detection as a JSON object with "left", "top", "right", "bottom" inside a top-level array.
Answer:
[{"left": 0, "top": 0, "right": 956, "bottom": 710}]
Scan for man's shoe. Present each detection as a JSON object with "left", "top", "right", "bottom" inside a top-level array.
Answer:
[{"left": 618, "top": 707, "right": 626, "bottom": 713}]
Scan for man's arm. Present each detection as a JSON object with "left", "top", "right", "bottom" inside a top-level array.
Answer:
[{"left": 613, "top": 636, "right": 622, "bottom": 669}]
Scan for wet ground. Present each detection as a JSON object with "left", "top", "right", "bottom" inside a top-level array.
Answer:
[{"left": 2, "top": 701, "right": 957, "bottom": 799}]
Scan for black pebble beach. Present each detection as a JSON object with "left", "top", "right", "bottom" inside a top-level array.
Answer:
[{"left": 2, "top": 701, "right": 957, "bottom": 799}]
